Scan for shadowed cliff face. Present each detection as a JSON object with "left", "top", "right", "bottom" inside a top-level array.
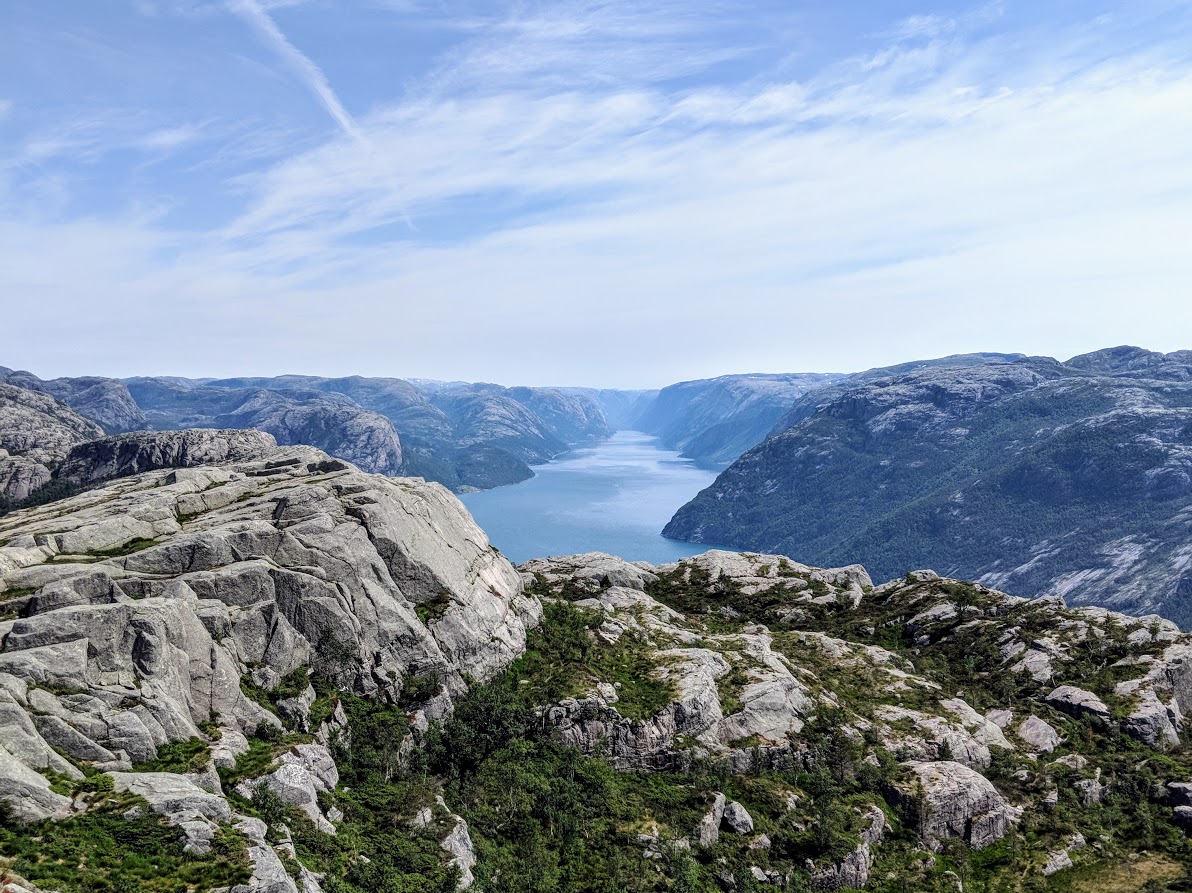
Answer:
[{"left": 665, "top": 347, "right": 1192, "bottom": 625}]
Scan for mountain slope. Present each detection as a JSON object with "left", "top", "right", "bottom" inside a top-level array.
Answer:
[
  {"left": 0, "top": 383, "right": 106, "bottom": 507},
  {"left": 664, "top": 347, "right": 1192, "bottom": 624},
  {"left": 124, "top": 378, "right": 405, "bottom": 476},
  {"left": 131, "top": 374, "right": 613, "bottom": 491}
]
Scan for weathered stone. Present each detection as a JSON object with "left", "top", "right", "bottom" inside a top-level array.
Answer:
[
  {"left": 441, "top": 814, "right": 477, "bottom": 889},
  {"left": 696, "top": 793, "right": 726, "bottom": 848},
  {"left": 0, "top": 742, "right": 74, "bottom": 822},
  {"left": 903, "top": 761, "right": 1014, "bottom": 850},
  {"left": 722, "top": 801, "right": 754, "bottom": 834},
  {"left": 1017, "top": 715, "right": 1061, "bottom": 753},
  {"left": 1045, "top": 686, "right": 1110, "bottom": 721}
]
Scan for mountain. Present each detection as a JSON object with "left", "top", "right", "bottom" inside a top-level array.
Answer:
[
  {"left": 665, "top": 346, "right": 1192, "bottom": 624},
  {"left": 634, "top": 373, "right": 846, "bottom": 466},
  {"left": 0, "top": 369, "right": 148, "bottom": 435},
  {"left": 558, "top": 386, "right": 659, "bottom": 429},
  {"left": 5, "top": 448, "right": 1192, "bottom": 891},
  {"left": 128, "top": 374, "right": 613, "bottom": 491},
  {"left": 124, "top": 378, "right": 405, "bottom": 476}
]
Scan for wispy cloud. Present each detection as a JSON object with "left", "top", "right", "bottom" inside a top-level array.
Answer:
[{"left": 226, "top": 0, "right": 361, "bottom": 140}]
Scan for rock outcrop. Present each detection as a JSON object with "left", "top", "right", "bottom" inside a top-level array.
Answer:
[
  {"left": 0, "top": 445, "right": 538, "bottom": 828},
  {"left": 904, "top": 760, "right": 1015, "bottom": 850},
  {"left": 0, "top": 382, "right": 104, "bottom": 469},
  {"left": 57, "top": 429, "right": 278, "bottom": 486},
  {"left": 1, "top": 383, "right": 106, "bottom": 507}
]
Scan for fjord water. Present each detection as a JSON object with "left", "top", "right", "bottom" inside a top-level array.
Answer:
[{"left": 459, "top": 431, "right": 721, "bottom": 564}]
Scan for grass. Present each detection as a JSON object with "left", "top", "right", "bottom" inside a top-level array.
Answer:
[
  {"left": 415, "top": 590, "right": 454, "bottom": 625},
  {"left": 509, "top": 600, "right": 677, "bottom": 722},
  {"left": 132, "top": 737, "right": 211, "bottom": 774},
  {"left": 0, "top": 796, "right": 251, "bottom": 893},
  {"left": 1050, "top": 854, "right": 1186, "bottom": 892}
]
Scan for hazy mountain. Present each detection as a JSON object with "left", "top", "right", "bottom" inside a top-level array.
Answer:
[
  {"left": 126, "top": 374, "right": 612, "bottom": 491},
  {"left": 0, "top": 368, "right": 147, "bottom": 434},
  {"left": 633, "top": 372, "right": 847, "bottom": 466}
]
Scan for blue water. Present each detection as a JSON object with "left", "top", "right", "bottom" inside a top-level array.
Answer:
[{"left": 459, "top": 431, "right": 722, "bottom": 565}]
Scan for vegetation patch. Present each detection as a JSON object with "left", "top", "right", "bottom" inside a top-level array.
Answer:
[
  {"left": 510, "top": 600, "right": 676, "bottom": 722},
  {"left": 0, "top": 796, "right": 250, "bottom": 893},
  {"left": 133, "top": 736, "right": 211, "bottom": 774}
]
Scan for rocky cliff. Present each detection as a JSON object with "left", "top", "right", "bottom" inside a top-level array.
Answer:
[
  {"left": 0, "top": 444, "right": 538, "bottom": 891},
  {"left": 7, "top": 479, "right": 1192, "bottom": 891},
  {"left": 122, "top": 380, "right": 406, "bottom": 478},
  {"left": 666, "top": 347, "right": 1192, "bottom": 625}
]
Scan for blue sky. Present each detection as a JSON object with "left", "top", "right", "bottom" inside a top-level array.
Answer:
[{"left": 3, "top": 1, "right": 1191, "bottom": 386}]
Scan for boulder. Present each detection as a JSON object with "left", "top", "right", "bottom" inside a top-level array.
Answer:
[
  {"left": 1045, "top": 686, "right": 1110, "bottom": 721},
  {"left": 0, "top": 742, "right": 74, "bottom": 822},
  {"left": 904, "top": 761, "right": 1014, "bottom": 850},
  {"left": 696, "top": 793, "right": 726, "bottom": 848},
  {"left": 1017, "top": 715, "right": 1061, "bottom": 753},
  {"left": 722, "top": 801, "right": 754, "bottom": 834}
]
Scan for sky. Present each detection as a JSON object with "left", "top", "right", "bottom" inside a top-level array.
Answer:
[{"left": 2, "top": 1, "right": 1192, "bottom": 388}]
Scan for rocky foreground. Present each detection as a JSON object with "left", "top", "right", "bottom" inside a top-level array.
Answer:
[{"left": 3, "top": 444, "right": 1192, "bottom": 891}]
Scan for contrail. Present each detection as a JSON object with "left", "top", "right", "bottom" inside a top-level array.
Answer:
[{"left": 228, "top": 0, "right": 362, "bottom": 141}]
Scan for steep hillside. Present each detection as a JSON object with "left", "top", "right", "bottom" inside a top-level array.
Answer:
[
  {"left": 0, "top": 384, "right": 105, "bottom": 509},
  {"left": 123, "top": 379, "right": 405, "bottom": 478},
  {"left": 665, "top": 348, "right": 1192, "bottom": 625}
]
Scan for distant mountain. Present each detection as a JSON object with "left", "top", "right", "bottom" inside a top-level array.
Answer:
[
  {"left": 634, "top": 372, "right": 847, "bottom": 466},
  {"left": 559, "top": 387, "right": 659, "bottom": 429},
  {"left": 123, "top": 374, "right": 611, "bottom": 491},
  {"left": 664, "top": 346, "right": 1192, "bottom": 624},
  {"left": 0, "top": 368, "right": 147, "bottom": 434},
  {"left": 123, "top": 379, "right": 405, "bottom": 476}
]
